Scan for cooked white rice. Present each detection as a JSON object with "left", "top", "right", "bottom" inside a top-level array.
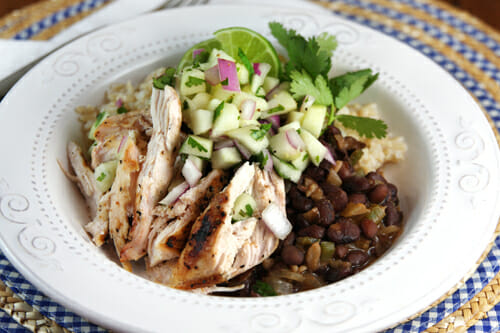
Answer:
[{"left": 335, "top": 103, "right": 407, "bottom": 174}]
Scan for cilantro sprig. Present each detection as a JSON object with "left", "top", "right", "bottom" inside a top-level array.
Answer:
[
  {"left": 269, "top": 22, "right": 387, "bottom": 139},
  {"left": 185, "top": 76, "right": 206, "bottom": 87},
  {"left": 250, "top": 123, "right": 272, "bottom": 141},
  {"left": 253, "top": 280, "right": 277, "bottom": 297}
]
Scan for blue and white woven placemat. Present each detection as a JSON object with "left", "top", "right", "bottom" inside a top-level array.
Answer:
[{"left": 1, "top": 0, "right": 500, "bottom": 331}]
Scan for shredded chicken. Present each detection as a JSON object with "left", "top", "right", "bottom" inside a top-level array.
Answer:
[{"left": 121, "top": 86, "right": 183, "bottom": 261}]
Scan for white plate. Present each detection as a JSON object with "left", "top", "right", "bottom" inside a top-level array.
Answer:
[{"left": 0, "top": 4, "right": 499, "bottom": 333}]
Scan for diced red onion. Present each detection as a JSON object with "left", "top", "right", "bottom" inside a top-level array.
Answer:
[
  {"left": 159, "top": 181, "right": 189, "bottom": 206},
  {"left": 233, "top": 140, "right": 252, "bottom": 160},
  {"left": 117, "top": 135, "right": 127, "bottom": 155},
  {"left": 182, "top": 159, "right": 202, "bottom": 187},
  {"left": 300, "top": 95, "right": 315, "bottom": 112},
  {"left": 204, "top": 65, "right": 220, "bottom": 86},
  {"left": 324, "top": 146, "right": 336, "bottom": 165},
  {"left": 214, "top": 140, "right": 235, "bottom": 151},
  {"left": 115, "top": 98, "right": 123, "bottom": 107},
  {"left": 253, "top": 63, "right": 261, "bottom": 76},
  {"left": 268, "top": 115, "right": 280, "bottom": 130},
  {"left": 285, "top": 129, "right": 305, "bottom": 151},
  {"left": 192, "top": 48, "right": 205, "bottom": 59},
  {"left": 262, "top": 203, "right": 292, "bottom": 240},
  {"left": 262, "top": 149, "right": 273, "bottom": 172},
  {"left": 240, "top": 99, "right": 256, "bottom": 120},
  {"left": 218, "top": 59, "right": 240, "bottom": 92}
]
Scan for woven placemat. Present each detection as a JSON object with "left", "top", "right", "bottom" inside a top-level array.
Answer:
[{"left": 1, "top": 0, "right": 500, "bottom": 332}]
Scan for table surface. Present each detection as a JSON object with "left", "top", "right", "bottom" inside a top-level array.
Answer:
[{"left": 1, "top": 0, "right": 500, "bottom": 30}]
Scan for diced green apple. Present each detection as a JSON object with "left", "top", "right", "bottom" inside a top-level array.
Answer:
[
  {"left": 179, "top": 135, "right": 213, "bottom": 159},
  {"left": 233, "top": 92, "right": 268, "bottom": 113},
  {"left": 236, "top": 63, "right": 249, "bottom": 85},
  {"left": 189, "top": 109, "right": 213, "bottom": 135},
  {"left": 250, "top": 63, "right": 271, "bottom": 93},
  {"left": 211, "top": 103, "right": 239, "bottom": 137},
  {"left": 232, "top": 193, "right": 257, "bottom": 221},
  {"left": 180, "top": 68, "right": 206, "bottom": 97},
  {"left": 263, "top": 76, "right": 279, "bottom": 93},
  {"left": 300, "top": 129, "right": 327, "bottom": 166},
  {"left": 287, "top": 111, "right": 305, "bottom": 123},
  {"left": 290, "top": 151, "right": 310, "bottom": 171},
  {"left": 226, "top": 125, "right": 269, "bottom": 155},
  {"left": 94, "top": 160, "right": 118, "bottom": 193},
  {"left": 191, "top": 92, "right": 211, "bottom": 110},
  {"left": 278, "top": 121, "right": 301, "bottom": 133},
  {"left": 301, "top": 105, "right": 327, "bottom": 138},
  {"left": 271, "top": 155, "right": 301, "bottom": 183},
  {"left": 211, "top": 147, "right": 242, "bottom": 169},
  {"left": 269, "top": 131, "right": 302, "bottom": 161}
]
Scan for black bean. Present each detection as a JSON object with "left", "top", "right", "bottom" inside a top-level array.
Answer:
[
  {"left": 348, "top": 193, "right": 367, "bottom": 205},
  {"left": 325, "top": 260, "right": 352, "bottom": 282},
  {"left": 304, "top": 165, "right": 327, "bottom": 182},
  {"left": 335, "top": 244, "right": 348, "bottom": 259},
  {"left": 293, "top": 214, "right": 310, "bottom": 229},
  {"left": 366, "top": 171, "right": 387, "bottom": 187},
  {"left": 361, "top": 218, "right": 378, "bottom": 239},
  {"left": 281, "top": 245, "right": 305, "bottom": 266},
  {"left": 317, "top": 199, "right": 335, "bottom": 226},
  {"left": 368, "top": 184, "right": 389, "bottom": 204},
  {"left": 327, "top": 221, "right": 360, "bottom": 244},
  {"left": 343, "top": 175, "right": 371, "bottom": 192},
  {"left": 346, "top": 250, "right": 369, "bottom": 266},
  {"left": 384, "top": 202, "right": 401, "bottom": 226},
  {"left": 297, "top": 225, "right": 325, "bottom": 239},
  {"left": 289, "top": 187, "right": 313, "bottom": 212},
  {"left": 321, "top": 183, "right": 348, "bottom": 212},
  {"left": 283, "top": 232, "right": 296, "bottom": 247},
  {"left": 337, "top": 161, "right": 353, "bottom": 180}
]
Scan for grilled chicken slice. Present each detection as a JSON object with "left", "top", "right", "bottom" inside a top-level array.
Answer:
[
  {"left": 67, "top": 141, "right": 100, "bottom": 217},
  {"left": 170, "top": 163, "right": 285, "bottom": 289},
  {"left": 107, "top": 133, "right": 141, "bottom": 266},
  {"left": 148, "top": 169, "right": 228, "bottom": 267},
  {"left": 120, "top": 86, "right": 182, "bottom": 261}
]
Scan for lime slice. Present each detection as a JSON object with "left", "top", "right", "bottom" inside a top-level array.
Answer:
[
  {"left": 177, "top": 38, "right": 222, "bottom": 73},
  {"left": 214, "top": 27, "right": 281, "bottom": 77}
]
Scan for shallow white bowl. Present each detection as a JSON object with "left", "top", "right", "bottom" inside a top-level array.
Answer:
[{"left": 0, "top": 4, "right": 499, "bottom": 333}]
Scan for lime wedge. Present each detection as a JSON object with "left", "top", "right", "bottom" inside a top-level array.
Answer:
[
  {"left": 177, "top": 38, "right": 221, "bottom": 73},
  {"left": 214, "top": 27, "right": 281, "bottom": 77}
]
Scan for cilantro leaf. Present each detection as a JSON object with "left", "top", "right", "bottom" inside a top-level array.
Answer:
[
  {"left": 238, "top": 48, "right": 255, "bottom": 82},
  {"left": 220, "top": 78, "right": 229, "bottom": 86},
  {"left": 117, "top": 106, "right": 128, "bottom": 114},
  {"left": 335, "top": 114, "right": 387, "bottom": 139},
  {"left": 96, "top": 172, "right": 106, "bottom": 182},
  {"left": 267, "top": 105, "right": 285, "bottom": 114},
  {"left": 250, "top": 123, "right": 272, "bottom": 141},
  {"left": 193, "top": 50, "right": 209, "bottom": 67},
  {"left": 290, "top": 70, "right": 333, "bottom": 106},
  {"left": 316, "top": 32, "right": 338, "bottom": 55},
  {"left": 185, "top": 76, "right": 205, "bottom": 87},
  {"left": 253, "top": 280, "right": 277, "bottom": 297},
  {"left": 269, "top": 22, "right": 334, "bottom": 79},
  {"left": 245, "top": 204, "right": 254, "bottom": 217},
  {"left": 187, "top": 137, "right": 208, "bottom": 152},
  {"left": 329, "top": 69, "right": 379, "bottom": 110},
  {"left": 153, "top": 67, "right": 176, "bottom": 90},
  {"left": 213, "top": 101, "right": 225, "bottom": 121}
]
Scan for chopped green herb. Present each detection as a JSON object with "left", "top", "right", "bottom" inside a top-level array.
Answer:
[
  {"left": 315, "top": 155, "right": 320, "bottom": 163},
  {"left": 153, "top": 67, "right": 176, "bottom": 90},
  {"left": 226, "top": 96, "right": 234, "bottom": 103},
  {"left": 256, "top": 150, "right": 269, "bottom": 168},
  {"left": 117, "top": 106, "right": 128, "bottom": 114},
  {"left": 185, "top": 76, "right": 206, "bottom": 87},
  {"left": 96, "top": 172, "right": 106, "bottom": 182},
  {"left": 245, "top": 204, "right": 254, "bottom": 217},
  {"left": 336, "top": 114, "right": 387, "bottom": 139},
  {"left": 329, "top": 69, "right": 379, "bottom": 110},
  {"left": 303, "top": 153, "right": 309, "bottom": 161},
  {"left": 183, "top": 100, "right": 189, "bottom": 110},
  {"left": 95, "top": 112, "right": 107, "bottom": 123},
  {"left": 267, "top": 105, "right": 285, "bottom": 114},
  {"left": 220, "top": 78, "right": 229, "bottom": 86},
  {"left": 253, "top": 280, "right": 277, "bottom": 297},
  {"left": 180, "top": 154, "right": 188, "bottom": 162},
  {"left": 250, "top": 123, "right": 272, "bottom": 141},
  {"left": 213, "top": 101, "right": 225, "bottom": 121},
  {"left": 187, "top": 137, "right": 208, "bottom": 152},
  {"left": 238, "top": 48, "right": 254, "bottom": 81},
  {"left": 193, "top": 50, "right": 209, "bottom": 67}
]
